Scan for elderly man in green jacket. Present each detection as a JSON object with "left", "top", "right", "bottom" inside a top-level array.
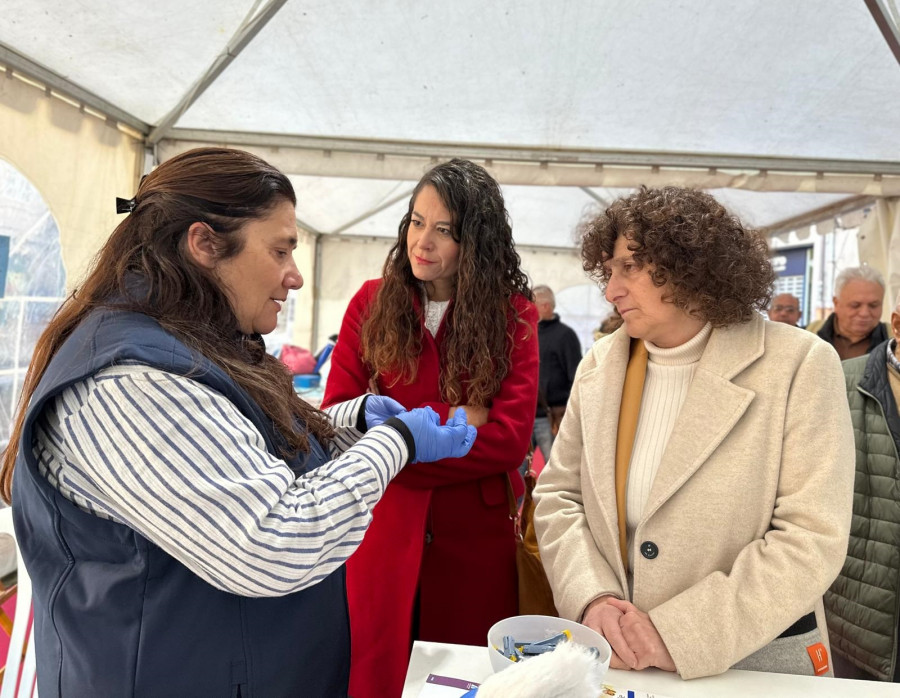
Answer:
[{"left": 826, "top": 291, "right": 900, "bottom": 682}]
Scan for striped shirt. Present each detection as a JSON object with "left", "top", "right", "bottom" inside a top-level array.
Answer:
[{"left": 32, "top": 364, "right": 408, "bottom": 597}]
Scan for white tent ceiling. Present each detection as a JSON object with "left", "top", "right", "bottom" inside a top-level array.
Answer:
[
  {"left": 2, "top": 0, "right": 899, "bottom": 245},
  {"left": 287, "top": 174, "right": 858, "bottom": 247},
  {"left": 287, "top": 174, "right": 858, "bottom": 244}
]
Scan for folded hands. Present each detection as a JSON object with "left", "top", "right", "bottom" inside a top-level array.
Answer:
[{"left": 582, "top": 596, "right": 676, "bottom": 672}]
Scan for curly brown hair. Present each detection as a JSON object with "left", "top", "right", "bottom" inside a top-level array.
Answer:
[
  {"left": 360, "top": 159, "right": 531, "bottom": 406},
  {"left": 580, "top": 186, "right": 774, "bottom": 326}
]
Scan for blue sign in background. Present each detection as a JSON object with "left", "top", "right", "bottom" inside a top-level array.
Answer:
[{"left": 771, "top": 247, "right": 808, "bottom": 277}]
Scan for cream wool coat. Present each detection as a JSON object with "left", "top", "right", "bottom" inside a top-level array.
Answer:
[{"left": 533, "top": 314, "right": 855, "bottom": 679}]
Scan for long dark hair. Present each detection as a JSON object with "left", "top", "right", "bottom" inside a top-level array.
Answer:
[
  {"left": 360, "top": 159, "right": 531, "bottom": 406},
  {"left": 1, "top": 147, "right": 333, "bottom": 503}
]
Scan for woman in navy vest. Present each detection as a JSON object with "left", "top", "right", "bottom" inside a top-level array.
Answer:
[{"left": 0, "top": 147, "right": 476, "bottom": 697}]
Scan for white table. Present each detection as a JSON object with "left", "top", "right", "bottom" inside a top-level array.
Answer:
[{"left": 402, "top": 641, "right": 900, "bottom": 697}]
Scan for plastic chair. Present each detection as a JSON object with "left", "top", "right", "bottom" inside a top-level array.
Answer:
[
  {"left": 312, "top": 340, "right": 334, "bottom": 374},
  {"left": 0, "top": 508, "right": 37, "bottom": 698}
]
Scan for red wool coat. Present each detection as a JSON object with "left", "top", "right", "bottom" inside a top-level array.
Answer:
[{"left": 323, "top": 279, "right": 538, "bottom": 698}]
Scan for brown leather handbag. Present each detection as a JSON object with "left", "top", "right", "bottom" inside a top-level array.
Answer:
[
  {"left": 539, "top": 388, "right": 566, "bottom": 437},
  {"left": 547, "top": 405, "right": 566, "bottom": 436},
  {"left": 512, "top": 462, "right": 559, "bottom": 617}
]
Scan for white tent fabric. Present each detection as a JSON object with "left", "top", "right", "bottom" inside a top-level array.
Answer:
[
  {"left": 857, "top": 197, "right": 900, "bottom": 312},
  {"left": 174, "top": 2, "right": 900, "bottom": 160},
  {"left": 2, "top": 0, "right": 900, "bottom": 350},
  {"left": 3, "top": 2, "right": 258, "bottom": 127},
  {"left": 3, "top": 1, "right": 899, "bottom": 179},
  {"left": 0, "top": 75, "right": 142, "bottom": 283},
  {"left": 7, "top": 1, "right": 898, "bottom": 157},
  {"left": 286, "top": 174, "right": 857, "bottom": 245}
]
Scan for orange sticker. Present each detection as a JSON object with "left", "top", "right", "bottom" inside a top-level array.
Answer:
[{"left": 806, "top": 642, "right": 829, "bottom": 675}]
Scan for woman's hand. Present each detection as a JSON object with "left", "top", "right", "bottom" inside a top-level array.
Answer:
[
  {"left": 396, "top": 407, "right": 477, "bottom": 463},
  {"left": 363, "top": 395, "right": 405, "bottom": 430},
  {"left": 581, "top": 596, "right": 637, "bottom": 670},
  {"left": 605, "top": 598, "right": 676, "bottom": 672},
  {"left": 449, "top": 405, "right": 489, "bottom": 427}
]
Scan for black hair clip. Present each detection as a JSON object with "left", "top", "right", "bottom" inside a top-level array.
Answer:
[{"left": 116, "top": 197, "right": 137, "bottom": 214}]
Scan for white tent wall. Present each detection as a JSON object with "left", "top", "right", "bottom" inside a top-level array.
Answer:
[
  {"left": 313, "top": 236, "right": 393, "bottom": 351},
  {"left": 857, "top": 198, "right": 900, "bottom": 316},
  {"left": 520, "top": 246, "right": 601, "bottom": 353},
  {"left": 520, "top": 248, "right": 588, "bottom": 299},
  {"left": 308, "top": 236, "right": 590, "bottom": 354},
  {"left": 288, "top": 228, "right": 318, "bottom": 349},
  {"left": 0, "top": 72, "right": 142, "bottom": 289}
]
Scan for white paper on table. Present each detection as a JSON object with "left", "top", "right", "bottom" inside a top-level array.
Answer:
[{"left": 600, "top": 684, "right": 674, "bottom": 698}]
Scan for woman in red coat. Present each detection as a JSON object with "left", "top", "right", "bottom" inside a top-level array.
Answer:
[{"left": 323, "top": 158, "right": 538, "bottom": 698}]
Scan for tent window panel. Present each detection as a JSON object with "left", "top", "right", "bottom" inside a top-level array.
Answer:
[{"left": 0, "top": 159, "right": 66, "bottom": 446}]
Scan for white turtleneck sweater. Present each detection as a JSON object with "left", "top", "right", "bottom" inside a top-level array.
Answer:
[{"left": 625, "top": 323, "right": 712, "bottom": 569}]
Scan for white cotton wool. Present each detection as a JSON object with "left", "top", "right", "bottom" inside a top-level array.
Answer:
[{"left": 475, "top": 642, "right": 606, "bottom": 698}]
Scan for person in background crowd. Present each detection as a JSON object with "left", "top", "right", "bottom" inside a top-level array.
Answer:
[
  {"left": 532, "top": 284, "right": 582, "bottom": 461},
  {"left": 817, "top": 266, "right": 889, "bottom": 360},
  {"left": 0, "top": 147, "right": 476, "bottom": 698},
  {"left": 323, "top": 158, "right": 538, "bottom": 698},
  {"left": 534, "top": 186, "right": 854, "bottom": 679},
  {"left": 767, "top": 292, "right": 802, "bottom": 326},
  {"left": 826, "top": 289, "right": 900, "bottom": 683}
]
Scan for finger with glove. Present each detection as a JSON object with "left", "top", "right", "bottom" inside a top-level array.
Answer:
[
  {"left": 362, "top": 395, "right": 406, "bottom": 430},
  {"left": 392, "top": 406, "right": 477, "bottom": 463}
]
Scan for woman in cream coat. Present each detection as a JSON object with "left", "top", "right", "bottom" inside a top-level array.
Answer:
[{"left": 534, "top": 187, "right": 854, "bottom": 680}]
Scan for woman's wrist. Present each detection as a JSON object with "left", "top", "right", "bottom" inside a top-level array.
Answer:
[{"left": 581, "top": 594, "right": 618, "bottom": 621}]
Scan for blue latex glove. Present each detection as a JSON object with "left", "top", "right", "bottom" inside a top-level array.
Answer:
[
  {"left": 364, "top": 395, "right": 406, "bottom": 430},
  {"left": 396, "top": 407, "right": 477, "bottom": 463}
]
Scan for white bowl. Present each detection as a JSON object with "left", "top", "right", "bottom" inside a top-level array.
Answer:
[{"left": 487, "top": 614, "right": 612, "bottom": 674}]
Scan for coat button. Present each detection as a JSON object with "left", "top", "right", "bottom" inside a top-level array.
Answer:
[
  {"left": 425, "top": 532, "right": 433, "bottom": 545},
  {"left": 640, "top": 541, "right": 658, "bottom": 559}
]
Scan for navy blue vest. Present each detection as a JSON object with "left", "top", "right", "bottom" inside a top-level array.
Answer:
[{"left": 13, "top": 309, "right": 350, "bottom": 697}]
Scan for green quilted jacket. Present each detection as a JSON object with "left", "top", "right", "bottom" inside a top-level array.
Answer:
[{"left": 825, "top": 341, "right": 900, "bottom": 681}]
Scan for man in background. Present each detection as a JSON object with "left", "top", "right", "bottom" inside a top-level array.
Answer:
[
  {"left": 826, "top": 290, "right": 900, "bottom": 683},
  {"left": 817, "top": 266, "right": 889, "bottom": 360},
  {"left": 767, "top": 293, "right": 801, "bottom": 326},
  {"left": 532, "top": 285, "right": 582, "bottom": 461}
]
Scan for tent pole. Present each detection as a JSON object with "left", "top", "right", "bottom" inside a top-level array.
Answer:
[
  {"left": 0, "top": 41, "right": 149, "bottom": 134},
  {"left": 312, "top": 232, "right": 323, "bottom": 352},
  {"left": 865, "top": 0, "right": 900, "bottom": 67},
  {"left": 762, "top": 195, "right": 875, "bottom": 237},
  {"left": 146, "top": 0, "right": 289, "bottom": 145},
  {"left": 160, "top": 133, "right": 900, "bottom": 179},
  {"left": 331, "top": 189, "right": 415, "bottom": 235},
  {"left": 330, "top": 233, "right": 579, "bottom": 256},
  {"left": 295, "top": 219, "right": 325, "bottom": 351},
  {"left": 580, "top": 187, "right": 614, "bottom": 207}
]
